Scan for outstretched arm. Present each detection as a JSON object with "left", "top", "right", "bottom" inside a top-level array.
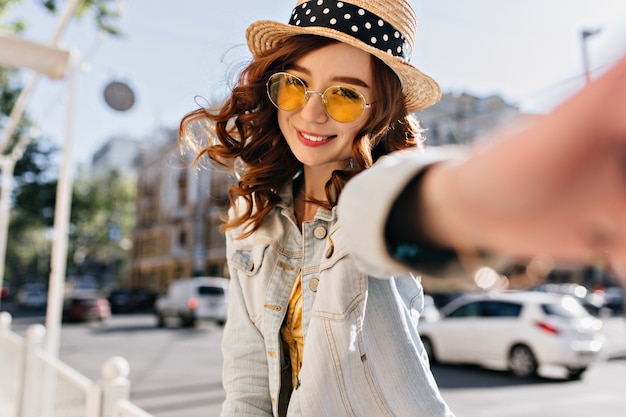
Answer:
[
  {"left": 341, "top": 53, "right": 626, "bottom": 286},
  {"left": 415, "top": 53, "right": 626, "bottom": 283}
]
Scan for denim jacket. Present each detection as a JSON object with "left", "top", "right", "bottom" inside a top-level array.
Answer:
[{"left": 221, "top": 159, "right": 456, "bottom": 417}]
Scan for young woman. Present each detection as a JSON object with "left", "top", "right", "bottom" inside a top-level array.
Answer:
[
  {"left": 180, "top": 1, "right": 456, "bottom": 416},
  {"left": 182, "top": 0, "right": 626, "bottom": 415}
]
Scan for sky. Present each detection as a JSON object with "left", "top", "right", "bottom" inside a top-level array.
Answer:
[{"left": 4, "top": 0, "right": 626, "bottom": 167}]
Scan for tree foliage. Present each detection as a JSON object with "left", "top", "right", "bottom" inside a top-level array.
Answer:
[
  {"left": 6, "top": 153, "right": 137, "bottom": 286},
  {"left": 68, "top": 167, "right": 136, "bottom": 280},
  {"left": 5, "top": 138, "right": 59, "bottom": 284},
  {"left": 0, "top": 0, "right": 26, "bottom": 33},
  {"left": 2, "top": 0, "right": 124, "bottom": 287},
  {"left": 40, "top": 0, "right": 122, "bottom": 35},
  {"left": 12, "top": 138, "right": 59, "bottom": 226}
]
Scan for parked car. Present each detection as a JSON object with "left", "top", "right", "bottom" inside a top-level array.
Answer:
[
  {"left": 420, "top": 294, "right": 441, "bottom": 323},
  {"left": 427, "top": 291, "right": 464, "bottom": 309},
  {"left": 601, "top": 287, "right": 625, "bottom": 315},
  {"left": 418, "top": 291, "right": 604, "bottom": 379},
  {"left": 107, "top": 288, "right": 157, "bottom": 314},
  {"left": 155, "top": 277, "right": 229, "bottom": 328},
  {"left": 15, "top": 283, "right": 48, "bottom": 309},
  {"left": 1, "top": 285, "right": 10, "bottom": 299},
  {"left": 532, "top": 283, "right": 605, "bottom": 316},
  {"left": 62, "top": 294, "right": 111, "bottom": 323}
]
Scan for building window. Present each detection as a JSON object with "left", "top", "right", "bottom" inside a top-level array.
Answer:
[
  {"left": 179, "top": 230, "right": 187, "bottom": 247},
  {"left": 178, "top": 171, "right": 188, "bottom": 207}
]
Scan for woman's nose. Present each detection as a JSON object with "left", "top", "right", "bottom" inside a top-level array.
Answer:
[{"left": 299, "top": 91, "right": 329, "bottom": 123}]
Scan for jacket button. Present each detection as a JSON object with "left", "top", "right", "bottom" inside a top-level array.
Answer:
[
  {"left": 309, "top": 278, "right": 319, "bottom": 292},
  {"left": 313, "top": 226, "right": 327, "bottom": 239}
]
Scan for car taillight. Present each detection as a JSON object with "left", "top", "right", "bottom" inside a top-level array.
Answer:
[
  {"left": 187, "top": 297, "right": 198, "bottom": 309},
  {"left": 536, "top": 321, "right": 560, "bottom": 335}
]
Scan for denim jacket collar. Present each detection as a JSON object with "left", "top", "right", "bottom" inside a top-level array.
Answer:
[{"left": 275, "top": 180, "right": 337, "bottom": 224}]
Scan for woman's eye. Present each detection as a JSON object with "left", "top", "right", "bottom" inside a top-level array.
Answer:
[{"left": 335, "top": 88, "right": 359, "bottom": 100}]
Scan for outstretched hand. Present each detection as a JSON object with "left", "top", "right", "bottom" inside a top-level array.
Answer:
[{"left": 419, "top": 53, "right": 626, "bottom": 286}]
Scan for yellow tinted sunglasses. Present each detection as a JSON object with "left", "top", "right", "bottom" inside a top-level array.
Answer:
[{"left": 266, "top": 72, "right": 372, "bottom": 123}]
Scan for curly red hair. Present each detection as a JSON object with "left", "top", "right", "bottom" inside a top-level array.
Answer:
[{"left": 180, "top": 35, "right": 424, "bottom": 237}]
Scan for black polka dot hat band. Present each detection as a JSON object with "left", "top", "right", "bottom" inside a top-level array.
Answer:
[
  {"left": 289, "top": 1, "right": 411, "bottom": 60},
  {"left": 246, "top": 0, "right": 442, "bottom": 112}
]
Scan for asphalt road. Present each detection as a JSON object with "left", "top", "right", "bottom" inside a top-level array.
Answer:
[{"left": 4, "top": 308, "right": 626, "bottom": 417}]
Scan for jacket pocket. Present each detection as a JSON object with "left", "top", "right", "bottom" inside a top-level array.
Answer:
[
  {"left": 312, "top": 227, "right": 367, "bottom": 321},
  {"left": 230, "top": 240, "right": 271, "bottom": 276},
  {"left": 228, "top": 241, "right": 272, "bottom": 329},
  {"left": 312, "top": 254, "right": 367, "bottom": 321}
]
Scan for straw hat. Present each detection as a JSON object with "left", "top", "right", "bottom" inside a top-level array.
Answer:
[{"left": 246, "top": 0, "right": 441, "bottom": 112}]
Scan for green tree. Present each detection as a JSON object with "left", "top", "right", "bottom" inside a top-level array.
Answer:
[
  {"left": 69, "top": 167, "right": 136, "bottom": 284},
  {"left": 5, "top": 138, "right": 59, "bottom": 285},
  {"left": 6, "top": 152, "right": 137, "bottom": 288},
  {"left": 12, "top": 139, "right": 59, "bottom": 225}
]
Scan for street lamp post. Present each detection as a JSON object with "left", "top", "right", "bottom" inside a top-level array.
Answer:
[{"left": 580, "top": 28, "right": 602, "bottom": 85}]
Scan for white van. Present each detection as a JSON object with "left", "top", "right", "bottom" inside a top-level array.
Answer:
[{"left": 155, "top": 277, "right": 229, "bottom": 327}]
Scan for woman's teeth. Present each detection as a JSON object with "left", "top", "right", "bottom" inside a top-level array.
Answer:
[{"left": 302, "top": 132, "right": 329, "bottom": 142}]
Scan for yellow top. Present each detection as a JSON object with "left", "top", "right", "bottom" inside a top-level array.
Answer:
[{"left": 280, "top": 272, "right": 304, "bottom": 390}]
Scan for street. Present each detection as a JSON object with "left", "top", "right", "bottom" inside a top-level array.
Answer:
[{"left": 5, "top": 310, "right": 626, "bottom": 417}]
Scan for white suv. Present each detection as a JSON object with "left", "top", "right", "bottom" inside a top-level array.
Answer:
[
  {"left": 418, "top": 291, "right": 605, "bottom": 379},
  {"left": 155, "top": 277, "right": 229, "bottom": 328}
]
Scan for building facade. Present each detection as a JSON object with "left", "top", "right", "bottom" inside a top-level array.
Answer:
[
  {"left": 91, "top": 136, "right": 145, "bottom": 179},
  {"left": 416, "top": 92, "right": 520, "bottom": 146},
  {"left": 130, "top": 129, "right": 232, "bottom": 293}
]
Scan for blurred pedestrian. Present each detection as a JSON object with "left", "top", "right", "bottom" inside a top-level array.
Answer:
[{"left": 180, "top": 1, "right": 456, "bottom": 416}]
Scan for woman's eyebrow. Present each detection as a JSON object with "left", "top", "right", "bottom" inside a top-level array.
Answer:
[
  {"left": 288, "top": 64, "right": 370, "bottom": 88},
  {"left": 333, "top": 76, "right": 370, "bottom": 88}
]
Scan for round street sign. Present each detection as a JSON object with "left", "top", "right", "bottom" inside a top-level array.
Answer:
[{"left": 103, "top": 80, "right": 135, "bottom": 111}]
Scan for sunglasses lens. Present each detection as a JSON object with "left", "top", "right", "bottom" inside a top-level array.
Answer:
[
  {"left": 324, "top": 87, "right": 366, "bottom": 123},
  {"left": 267, "top": 74, "right": 306, "bottom": 111}
]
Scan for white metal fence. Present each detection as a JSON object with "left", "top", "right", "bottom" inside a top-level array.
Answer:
[{"left": 0, "top": 312, "right": 154, "bottom": 417}]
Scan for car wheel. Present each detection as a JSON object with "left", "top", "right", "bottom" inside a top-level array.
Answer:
[
  {"left": 156, "top": 314, "right": 166, "bottom": 328},
  {"left": 421, "top": 337, "right": 437, "bottom": 363},
  {"left": 566, "top": 367, "right": 587, "bottom": 380},
  {"left": 509, "top": 344, "right": 537, "bottom": 378}
]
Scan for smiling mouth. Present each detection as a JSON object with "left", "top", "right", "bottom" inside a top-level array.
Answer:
[{"left": 299, "top": 130, "right": 335, "bottom": 144}]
